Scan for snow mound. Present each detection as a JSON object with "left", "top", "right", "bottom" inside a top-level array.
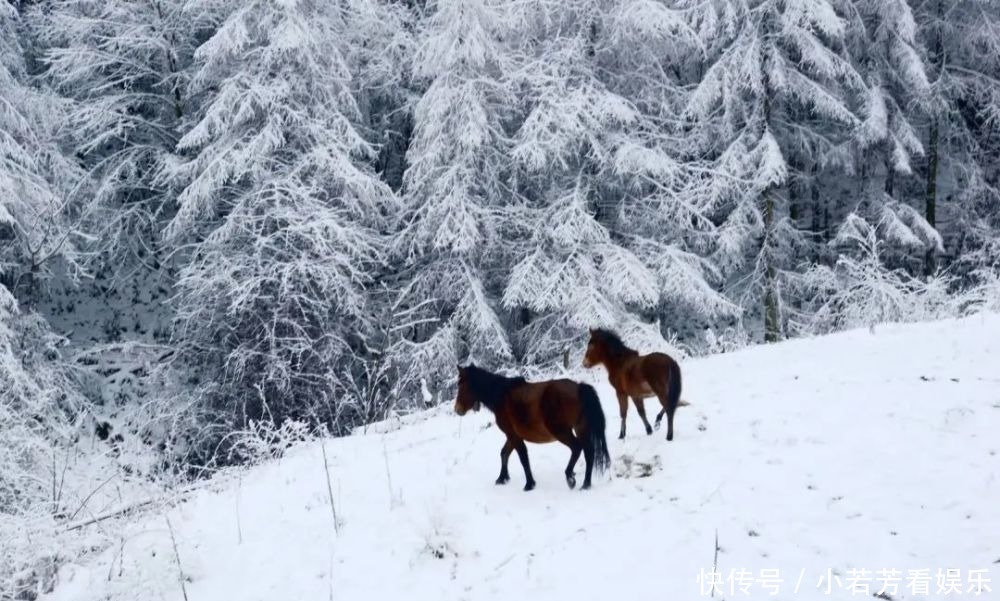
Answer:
[{"left": 45, "top": 315, "right": 1000, "bottom": 601}]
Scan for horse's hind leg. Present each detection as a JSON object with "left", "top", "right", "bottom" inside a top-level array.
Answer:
[
  {"left": 553, "top": 429, "right": 582, "bottom": 489},
  {"left": 581, "top": 442, "right": 594, "bottom": 489},
  {"left": 513, "top": 440, "right": 536, "bottom": 491},
  {"left": 654, "top": 389, "right": 667, "bottom": 429},
  {"left": 654, "top": 388, "right": 676, "bottom": 442},
  {"left": 632, "top": 397, "right": 653, "bottom": 435},
  {"left": 496, "top": 439, "right": 514, "bottom": 485}
]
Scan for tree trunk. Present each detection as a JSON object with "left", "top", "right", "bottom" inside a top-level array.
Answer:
[
  {"left": 810, "top": 161, "right": 823, "bottom": 258},
  {"left": 761, "top": 7, "right": 780, "bottom": 343},
  {"left": 884, "top": 146, "right": 895, "bottom": 198},
  {"left": 377, "top": 109, "right": 413, "bottom": 193},
  {"left": 925, "top": 119, "right": 939, "bottom": 275},
  {"left": 763, "top": 190, "right": 780, "bottom": 343},
  {"left": 924, "top": 0, "right": 943, "bottom": 276},
  {"left": 789, "top": 165, "right": 800, "bottom": 223}
]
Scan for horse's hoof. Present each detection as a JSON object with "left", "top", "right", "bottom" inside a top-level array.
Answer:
[
  {"left": 645, "top": 426, "right": 653, "bottom": 435},
  {"left": 495, "top": 476, "right": 509, "bottom": 485},
  {"left": 654, "top": 420, "right": 662, "bottom": 430},
  {"left": 618, "top": 433, "right": 626, "bottom": 440},
  {"left": 524, "top": 481, "right": 536, "bottom": 491},
  {"left": 566, "top": 474, "right": 576, "bottom": 489},
  {"left": 581, "top": 481, "right": 592, "bottom": 490},
  {"left": 666, "top": 432, "right": 674, "bottom": 442}
]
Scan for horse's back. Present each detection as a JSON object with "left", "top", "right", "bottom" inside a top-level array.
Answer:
[
  {"left": 546, "top": 378, "right": 585, "bottom": 397},
  {"left": 507, "top": 379, "right": 583, "bottom": 441},
  {"left": 645, "top": 350, "right": 677, "bottom": 363},
  {"left": 616, "top": 352, "right": 678, "bottom": 393},
  {"left": 537, "top": 379, "right": 585, "bottom": 419}
]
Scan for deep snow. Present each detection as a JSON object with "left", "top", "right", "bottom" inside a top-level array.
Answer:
[{"left": 46, "top": 314, "right": 1000, "bottom": 601}]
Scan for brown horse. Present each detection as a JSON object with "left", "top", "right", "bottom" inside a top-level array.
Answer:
[
  {"left": 454, "top": 364, "right": 611, "bottom": 491},
  {"left": 582, "top": 328, "right": 684, "bottom": 441}
]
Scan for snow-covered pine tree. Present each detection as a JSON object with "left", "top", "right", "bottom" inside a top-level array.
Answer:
[
  {"left": 844, "top": 0, "right": 941, "bottom": 275},
  {"left": 851, "top": 0, "right": 927, "bottom": 196},
  {"left": 341, "top": 0, "right": 415, "bottom": 192},
  {"left": 0, "top": 281, "right": 61, "bottom": 599},
  {"left": 600, "top": 0, "right": 741, "bottom": 343},
  {"left": 164, "top": 0, "right": 398, "bottom": 450},
  {"left": 500, "top": 0, "right": 730, "bottom": 363},
  {"left": 0, "top": 14, "right": 123, "bottom": 590},
  {"left": 911, "top": 0, "right": 1000, "bottom": 278},
  {"left": 0, "top": 0, "right": 57, "bottom": 539},
  {"left": 503, "top": 0, "right": 642, "bottom": 364},
  {"left": 392, "top": 0, "right": 516, "bottom": 387},
  {"left": 30, "top": 0, "right": 198, "bottom": 275},
  {"left": 685, "top": 0, "right": 866, "bottom": 341},
  {"left": 799, "top": 211, "right": 953, "bottom": 334},
  {"left": 0, "top": 2, "right": 86, "bottom": 305}
]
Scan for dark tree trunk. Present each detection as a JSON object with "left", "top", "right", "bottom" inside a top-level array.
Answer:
[
  {"left": 810, "top": 162, "right": 823, "bottom": 258},
  {"left": 884, "top": 148, "right": 895, "bottom": 198},
  {"left": 761, "top": 7, "right": 781, "bottom": 343},
  {"left": 763, "top": 190, "right": 780, "bottom": 343},
  {"left": 924, "top": 0, "right": 944, "bottom": 276},
  {"left": 925, "top": 120, "right": 939, "bottom": 275},
  {"left": 377, "top": 110, "right": 413, "bottom": 193}
]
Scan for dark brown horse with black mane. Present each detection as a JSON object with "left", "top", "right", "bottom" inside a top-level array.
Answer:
[
  {"left": 583, "top": 328, "right": 685, "bottom": 441},
  {"left": 454, "top": 364, "right": 611, "bottom": 491}
]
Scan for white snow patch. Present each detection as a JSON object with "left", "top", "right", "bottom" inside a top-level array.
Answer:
[{"left": 45, "top": 314, "right": 1000, "bottom": 601}]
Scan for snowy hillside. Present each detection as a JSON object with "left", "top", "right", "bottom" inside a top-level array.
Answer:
[{"left": 46, "top": 315, "right": 1000, "bottom": 601}]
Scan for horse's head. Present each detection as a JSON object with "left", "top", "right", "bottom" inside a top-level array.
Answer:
[
  {"left": 582, "top": 328, "right": 606, "bottom": 368},
  {"left": 453, "top": 364, "right": 481, "bottom": 416}
]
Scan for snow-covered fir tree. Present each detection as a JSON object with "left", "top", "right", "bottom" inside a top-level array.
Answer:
[
  {"left": 1, "top": 2, "right": 86, "bottom": 305},
  {"left": 503, "top": 0, "right": 649, "bottom": 364},
  {"left": 911, "top": 0, "right": 1000, "bottom": 278},
  {"left": 841, "top": 0, "right": 941, "bottom": 277},
  {"left": 163, "top": 0, "right": 399, "bottom": 447},
  {"left": 500, "top": 0, "right": 733, "bottom": 363},
  {"left": 29, "top": 0, "right": 199, "bottom": 274},
  {"left": 392, "top": 0, "right": 517, "bottom": 388},
  {"left": 685, "top": 0, "right": 867, "bottom": 341}
]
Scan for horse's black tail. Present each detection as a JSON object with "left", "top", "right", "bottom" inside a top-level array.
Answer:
[
  {"left": 666, "top": 359, "right": 682, "bottom": 441},
  {"left": 579, "top": 383, "right": 610, "bottom": 474}
]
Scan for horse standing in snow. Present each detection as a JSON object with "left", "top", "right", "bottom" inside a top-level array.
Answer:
[
  {"left": 453, "top": 364, "right": 611, "bottom": 491},
  {"left": 582, "top": 328, "right": 684, "bottom": 441}
]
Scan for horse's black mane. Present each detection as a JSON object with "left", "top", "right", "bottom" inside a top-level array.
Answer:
[
  {"left": 591, "top": 328, "right": 638, "bottom": 358},
  {"left": 463, "top": 364, "right": 526, "bottom": 412}
]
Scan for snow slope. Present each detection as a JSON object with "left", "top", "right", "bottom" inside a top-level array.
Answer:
[{"left": 46, "top": 315, "right": 1000, "bottom": 601}]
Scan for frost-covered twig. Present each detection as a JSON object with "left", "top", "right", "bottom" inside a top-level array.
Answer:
[
  {"left": 62, "top": 482, "right": 202, "bottom": 532},
  {"left": 320, "top": 440, "right": 341, "bottom": 534},
  {"left": 165, "top": 514, "right": 189, "bottom": 601}
]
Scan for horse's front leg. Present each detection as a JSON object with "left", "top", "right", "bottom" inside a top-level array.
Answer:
[
  {"left": 616, "top": 391, "right": 629, "bottom": 439},
  {"left": 496, "top": 439, "right": 514, "bottom": 485},
  {"left": 513, "top": 440, "right": 536, "bottom": 491}
]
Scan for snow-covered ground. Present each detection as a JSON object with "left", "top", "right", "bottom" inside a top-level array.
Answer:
[{"left": 46, "top": 315, "right": 1000, "bottom": 601}]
